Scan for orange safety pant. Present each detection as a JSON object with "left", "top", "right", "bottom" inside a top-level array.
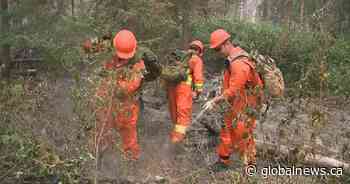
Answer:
[
  {"left": 217, "top": 114, "right": 257, "bottom": 165},
  {"left": 95, "top": 101, "right": 140, "bottom": 160},
  {"left": 167, "top": 83, "right": 192, "bottom": 143}
]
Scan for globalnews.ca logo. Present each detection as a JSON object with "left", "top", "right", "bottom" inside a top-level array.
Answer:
[{"left": 245, "top": 165, "right": 343, "bottom": 178}]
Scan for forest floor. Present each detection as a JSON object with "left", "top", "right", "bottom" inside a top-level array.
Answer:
[{"left": 1, "top": 71, "right": 350, "bottom": 184}]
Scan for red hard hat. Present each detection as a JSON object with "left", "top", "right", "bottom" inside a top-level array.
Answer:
[
  {"left": 190, "top": 40, "right": 204, "bottom": 54},
  {"left": 210, "top": 29, "right": 231, "bottom": 49},
  {"left": 113, "top": 29, "right": 137, "bottom": 59}
]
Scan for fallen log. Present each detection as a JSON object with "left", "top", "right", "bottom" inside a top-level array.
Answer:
[
  {"left": 13, "top": 58, "right": 43, "bottom": 63},
  {"left": 255, "top": 140, "right": 349, "bottom": 169},
  {"left": 188, "top": 99, "right": 349, "bottom": 170},
  {"left": 192, "top": 124, "right": 349, "bottom": 169}
]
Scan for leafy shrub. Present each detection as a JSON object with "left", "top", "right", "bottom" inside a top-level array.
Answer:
[
  {"left": 327, "top": 39, "right": 350, "bottom": 97},
  {"left": 192, "top": 16, "right": 350, "bottom": 97}
]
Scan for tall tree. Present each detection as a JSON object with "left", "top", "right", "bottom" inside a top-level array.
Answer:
[
  {"left": 121, "top": 0, "right": 128, "bottom": 11},
  {"left": 300, "top": 0, "right": 305, "bottom": 24},
  {"left": 173, "top": 0, "right": 192, "bottom": 47},
  {"left": 71, "top": 0, "right": 74, "bottom": 16},
  {"left": 224, "top": 0, "right": 232, "bottom": 16},
  {"left": 232, "top": 0, "right": 240, "bottom": 18},
  {"left": 196, "top": 0, "right": 210, "bottom": 19},
  {"left": 1, "top": 0, "right": 10, "bottom": 79},
  {"left": 261, "top": 0, "right": 272, "bottom": 21},
  {"left": 181, "top": 0, "right": 191, "bottom": 47},
  {"left": 56, "top": 0, "right": 65, "bottom": 15},
  {"left": 239, "top": 0, "right": 245, "bottom": 20},
  {"left": 281, "top": 0, "right": 293, "bottom": 29}
]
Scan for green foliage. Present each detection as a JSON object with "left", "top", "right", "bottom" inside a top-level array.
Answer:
[
  {"left": 192, "top": 16, "right": 350, "bottom": 97},
  {"left": 0, "top": 0, "right": 95, "bottom": 77},
  {"left": 0, "top": 128, "right": 91, "bottom": 183},
  {"left": 327, "top": 39, "right": 350, "bottom": 96},
  {"left": 86, "top": 0, "right": 179, "bottom": 54},
  {"left": 0, "top": 80, "right": 92, "bottom": 183}
]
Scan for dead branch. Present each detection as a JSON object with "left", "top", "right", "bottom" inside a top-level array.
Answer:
[{"left": 255, "top": 140, "right": 349, "bottom": 169}]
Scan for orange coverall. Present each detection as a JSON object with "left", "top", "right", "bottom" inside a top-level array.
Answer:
[
  {"left": 95, "top": 56, "right": 145, "bottom": 160},
  {"left": 217, "top": 47, "right": 263, "bottom": 165},
  {"left": 168, "top": 54, "right": 204, "bottom": 143}
]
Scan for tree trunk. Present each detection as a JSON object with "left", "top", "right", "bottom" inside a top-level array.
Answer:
[
  {"left": 56, "top": 0, "right": 65, "bottom": 15},
  {"left": 266, "top": 0, "right": 272, "bottom": 21},
  {"left": 287, "top": 0, "right": 293, "bottom": 28},
  {"left": 239, "top": 0, "right": 245, "bottom": 20},
  {"left": 300, "top": 0, "right": 305, "bottom": 25},
  {"left": 193, "top": 120, "right": 349, "bottom": 169},
  {"left": 256, "top": 140, "right": 349, "bottom": 169},
  {"left": 198, "top": 0, "right": 210, "bottom": 19},
  {"left": 174, "top": 0, "right": 192, "bottom": 48},
  {"left": 282, "top": 0, "right": 293, "bottom": 29},
  {"left": 71, "top": 0, "right": 74, "bottom": 16},
  {"left": 1, "top": 0, "right": 10, "bottom": 79},
  {"left": 232, "top": 0, "right": 239, "bottom": 18},
  {"left": 121, "top": 0, "right": 128, "bottom": 11},
  {"left": 262, "top": 0, "right": 269, "bottom": 21},
  {"left": 248, "top": 0, "right": 262, "bottom": 23},
  {"left": 224, "top": 0, "right": 231, "bottom": 16},
  {"left": 181, "top": 0, "right": 191, "bottom": 48}
]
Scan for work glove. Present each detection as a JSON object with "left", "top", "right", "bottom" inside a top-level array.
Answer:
[
  {"left": 203, "top": 99, "right": 216, "bottom": 111},
  {"left": 143, "top": 51, "right": 157, "bottom": 64},
  {"left": 203, "top": 95, "right": 226, "bottom": 111},
  {"left": 142, "top": 51, "right": 161, "bottom": 81}
]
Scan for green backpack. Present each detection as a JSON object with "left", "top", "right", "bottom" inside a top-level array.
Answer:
[
  {"left": 160, "top": 49, "right": 193, "bottom": 84},
  {"left": 229, "top": 49, "right": 285, "bottom": 98}
]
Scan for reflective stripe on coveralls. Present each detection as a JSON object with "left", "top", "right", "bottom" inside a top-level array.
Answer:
[
  {"left": 168, "top": 54, "right": 204, "bottom": 143},
  {"left": 217, "top": 47, "right": 263, "bottom": 165}
]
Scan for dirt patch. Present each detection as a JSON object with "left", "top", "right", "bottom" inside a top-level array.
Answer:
[
  {"left": 2, "top": 73, "right": 349, "bottom": 183},
  {"left": 94, "top": 80, "right": 350, "bottom": 183}
]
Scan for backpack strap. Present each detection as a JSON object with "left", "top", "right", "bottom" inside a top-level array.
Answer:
[
  {"left": 227, "top": 50, "right": 261, "bottom": 86},
  {"left": 226, "top": 50, "right": 256, "bottom": 71},
  {"left": 228, "top": 50, "right": 250, "bottom": 63},
  {"left": 225, "top": 50, "right": 249, "bottom": 70}
]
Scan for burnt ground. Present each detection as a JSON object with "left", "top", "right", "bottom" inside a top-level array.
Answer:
[
  {"left": 94, "top": 78, "right": 350, "bottom": 184},
  {"left": 2, "top": 73, "right": 350, "bottom": 184}
]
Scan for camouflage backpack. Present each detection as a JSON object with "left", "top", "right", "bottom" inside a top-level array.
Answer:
[
  {"left": 229, "top": 50, "right": 285, "bottom": 98},
  {"left": 133, "top": 46, "right": 161, "bottom": 82},
  {"left": 160, "top": 49, "right": 193, "bottom": 84}
]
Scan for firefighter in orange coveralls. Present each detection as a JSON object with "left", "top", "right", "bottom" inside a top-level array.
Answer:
[
  {"left": 168, "top": 40, "right": 205, "bottom": 143},
  {"left": 94, "top": 29, "right": 159, "bottom": 160},
  {"left": 203, "top": 29, "right": 263, "bottom": 170}
]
